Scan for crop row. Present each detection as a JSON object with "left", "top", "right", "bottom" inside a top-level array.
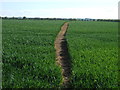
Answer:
[
  {"left": 2, "top": 20, "right": 119, "bottom": 88},
  {"left": 67, "top": 21, "right": 119, "bottom": 88},
  {"left": 2, "top": 20, "right": 65, "bottom": 88}
]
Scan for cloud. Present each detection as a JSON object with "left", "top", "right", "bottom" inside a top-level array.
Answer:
[
  {"left": 3, "top": 7, "right": 116, "bottom": 19},
  {"left": 1, "top": 0, "right": 119, "bottom": 3},
  {"left": 0, "top": 0, "right": 118, "bottom": 19}
]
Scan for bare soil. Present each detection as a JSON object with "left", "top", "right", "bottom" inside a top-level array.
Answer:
[{"left": 54, "top": 22, "right": 72, "bottom": 88}]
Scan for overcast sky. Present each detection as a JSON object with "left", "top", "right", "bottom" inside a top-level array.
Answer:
[{"left": 0, "top": 0, "right": 119, "bottom": 19}]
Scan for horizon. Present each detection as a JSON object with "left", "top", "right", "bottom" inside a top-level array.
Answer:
[{"left": 1, "top": 16, "right": 119, "bottom": 20}]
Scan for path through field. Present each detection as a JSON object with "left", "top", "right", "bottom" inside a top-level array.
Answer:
[{"left": 54, "top": 22, "right": 72, "bottom": 88}]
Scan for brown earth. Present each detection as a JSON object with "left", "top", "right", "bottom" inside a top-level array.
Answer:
[{"left": 54, "top": 22, "right": 72, "bottom": 88}]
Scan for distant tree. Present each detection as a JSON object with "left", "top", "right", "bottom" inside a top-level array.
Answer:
[
  {"left": 4, "top": 16, "right": 8, "bottom": 19},
  {"left": 23, "top": 16, "right": 26, "bottom": 19}
]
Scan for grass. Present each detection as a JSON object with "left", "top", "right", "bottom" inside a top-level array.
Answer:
[
  {"left": 2, "top": 19, "right": 65, "bottom": 88},
  {"left": 2, "top": 20, "right": 119, "bottom": 88},
  {"left": 67, "top": 21, "right": 119, "bottom": 88}
]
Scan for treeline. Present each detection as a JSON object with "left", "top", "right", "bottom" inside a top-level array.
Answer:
[
  {"left": 97, "top": 19, "right": 120, "bottom": 22},
  {"left": 1, "top": 16, "right": 120, "bottom": 22},
  {"left": 1, "top": 16, "right": 76, "bottom": 21}
]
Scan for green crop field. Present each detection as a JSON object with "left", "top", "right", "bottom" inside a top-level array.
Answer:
[
  {"left": 2, "top": 19, "right": 119, "bottom": 88},
  {"left": 2, "top": 19, "right": 65, "bottom": 88},
  {"left": 67, "top": 21, "right": 119, "bottom": 88}
]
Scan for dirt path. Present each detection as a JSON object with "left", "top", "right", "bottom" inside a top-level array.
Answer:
[{"left": 54, "top": 22, "right": 71, "bottom": 88}]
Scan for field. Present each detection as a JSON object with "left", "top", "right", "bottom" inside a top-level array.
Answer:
[
  {"left": 67, "top": 21, "right": 119, "bottom": 88},
  {"left": 2, "top": 20, "right": 65, "bottom": 88},
  {"left": 2, "top": 19, "right": 119, "bottom": 88}
]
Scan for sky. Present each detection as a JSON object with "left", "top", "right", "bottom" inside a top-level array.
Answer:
[{"left": 0, "top": 0, "right": 119, "bottom": 19}]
